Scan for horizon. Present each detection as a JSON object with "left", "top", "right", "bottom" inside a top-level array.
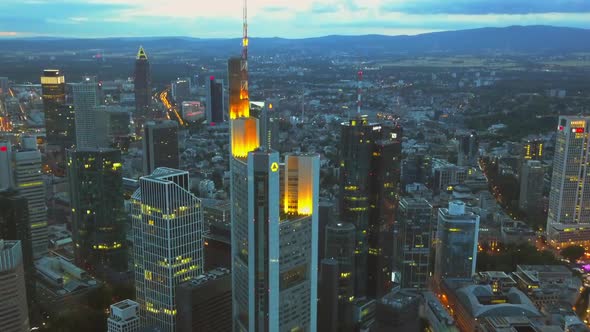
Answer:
[
  {"left": 0, "top": 24, "right": 587, "bottom": 40},
  {"left": 2, "top": 0, "right": 590, "bottom": 38}
]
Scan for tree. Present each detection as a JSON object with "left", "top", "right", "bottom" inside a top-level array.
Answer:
[{"left": 560, "top": 245, "right": 586, "bottom": 263}]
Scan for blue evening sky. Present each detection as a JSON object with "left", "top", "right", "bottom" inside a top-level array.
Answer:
[{"left": 1, "top": 0, "right": 589, "bottom": 38}]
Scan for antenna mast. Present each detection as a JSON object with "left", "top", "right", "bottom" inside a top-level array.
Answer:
[
  {"left": 357, "top": 69, "right": 363, "bottom": 114},
  {"left": 240, "top": 0, "right": 249, "bottom": 102}
]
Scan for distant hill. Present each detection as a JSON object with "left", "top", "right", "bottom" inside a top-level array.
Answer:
[{"left": 1, "top": 25, "right": 589, "bottom": 56}]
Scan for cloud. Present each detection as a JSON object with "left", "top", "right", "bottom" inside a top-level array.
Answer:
[
  {"left": 0, "top": 31, "right": 21, "bottom": 36},
  {"left": 381, "top": 0, "right": 590, "bottom": 15}
]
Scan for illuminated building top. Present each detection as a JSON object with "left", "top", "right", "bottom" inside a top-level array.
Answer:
[{"left": 137, "top": 46, "right": 148, "bottom": 60}]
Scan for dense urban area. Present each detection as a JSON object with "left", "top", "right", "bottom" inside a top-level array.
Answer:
[{"left": 2, "top": 16, "right": 590, "bottom": 332}]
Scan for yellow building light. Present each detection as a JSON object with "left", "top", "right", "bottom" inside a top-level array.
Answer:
[{"left": 231, "top": 117, "right": 259, "bottom": 158}]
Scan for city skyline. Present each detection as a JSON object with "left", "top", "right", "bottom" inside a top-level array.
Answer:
[{"left": 1, "top": 0, "right": 590, "bottom": 38}]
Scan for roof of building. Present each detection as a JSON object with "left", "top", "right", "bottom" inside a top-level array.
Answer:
[{"left": 456, "top": 284, "right": 541, "bottom": 318}]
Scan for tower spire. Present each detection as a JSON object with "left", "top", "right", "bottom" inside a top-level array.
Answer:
[
  {"left": 137, "top": 45, "right": 148, "bottom": 60},
  {"left": 357, "top": 69, "right": 363, "bottom": 114},
  {"left": 240, "top": 0, "right": 249, "bottom": 103}
]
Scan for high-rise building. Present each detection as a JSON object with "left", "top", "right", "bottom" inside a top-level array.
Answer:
[
  {"left": 107, "top": 299, "right": 140, "bottom": 332},
  {"left": 0, "top": 76, "right": 8, "bottom": 95},
  {"left": 142, "top": 120, "right": 179, "bottom": 175},
  {"left": 318, "top": 258, "right": 339, "bottom": 332},
  {"left": 522, "top": 138, "right": 543, "bottom": 161},
  {"left": 132, "top": 168, "right": 204, "bottom": 331},
  {"left": 519, "top": 160, "right": 544, "bottom": 217},
  {"left": 0, "top": 240, "right": 30, "bottom": 332},
  {"left": 175, "top": 268, "right": 232, "bottom": 332},
  {"left": 171, "top": 78, "right": 190, "bottom": 104},
  {"left": 232, "top": 150, "right": 319, "bottom": 332},
  {"left": 41, "top": 69, "right": 72, "bottom": 148},
  {"left": 457, "top": 131, "right": 479, "bottom": 167},
  {"left": 73, "top": 78, "right": 100, "bottom": 148},
  {"left": 13, "top": 148, "right": 47, "bottom": 259},
  {"left": 339, "top": 115, "right": 402, "bottom": 299},
  {"left": 547, "top": 116, "right": 590, "bottom": 247},
  {"left": 395, "top": 197, "right": 433, "bottom": 290},
  {"left": 324, "top": 222, "right": 356, "bottom": 332},
  {"left": 134, "top": 46, "right": 151, "bottom": 115},
  {"left": 0, "top": 141, "right": 14, "bottom": 190},
  {"left": 0, "top": 191, "right": 35, "bottom": 319},
  {"left": 67, "top": 148, "right": 127, "bottom": 274},
  {"left": 206, "top": 76, "right": 224, "bottom": 124},
  {"left": 257, "top": 100, "right": 280, "bottom": 151},
  {"left": 434, "top": 201, "right": 479, "bottom": 286}
]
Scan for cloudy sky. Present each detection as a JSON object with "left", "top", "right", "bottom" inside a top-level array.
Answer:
[{"left": 1, "top": 0, "right": 589, "bottom": 38}]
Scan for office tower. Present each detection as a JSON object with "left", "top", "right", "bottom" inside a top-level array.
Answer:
[
  {"left": 522, "top": 138, "right": 543, "bottom": 161},
  {"left": 107, "top": 299, "right": 140, "bottom": 332},
  {"left": 41, "top": 69, "right": 71, "bottom": 148},
  {"left": 13, "top": 148, "right": 47, "bottom": 259},
  {"left": 395, "top": 197, "right": 433, "bottom": 289},
  {"left": 318, "top": 258, "right": 339, "bottom": 332},
  {"left": 434, "top": 201, "right": 479, "bottom": 285},
  {"left": 73, "top": 78, "right": 100, "bottom": 148},
  {"left": 0, "top": 240, "right": 30, "bottom": 332},
  {"left": 318, "top": 201, "right": 334, "bottom": 261},
  {"left": 134, "top": 46, "right": 151, "bottom": 115},
  {"left": 132, "top": 168, "right": 204, "bottom": 331},
  {"left": 373, "top": 289, "right": 421, "bottom": 332},
  {"left": 176, "top": 268, "right": 232, "bottom": 332},
  {"left": 457, "top": 131, "right": 479, "bottom": 167},
  {"left": 0, "top": 191, "right": 35, "bottom": 318},
  {"left": 171, "top": 78, "right": 190, "bottom": 104},
  {"left": 401, "top": 153, "right": 432, "bottom": 187},
  {"left": 547, "top": 117, "right": 590, "bottom": 247},
  {"left": 232, "top": 150, "right": 319, "bottom": 332},
  {"left": 257, "top": 100, "right": 280, "bottom": 150},
  {"left": 519, "top": 160, "right": 544, "bottom": 217},
  {"left": 206, "top": 76, "right": 224, "bottom": 124},
  {"left": 0, "top": 141, "right": 14, "bottom": 190},
  {"left": 324, "top": 222, "right": 356, "bottom": 332},
  {"left": 67, "top": 148, "right": 127, "bottom": 274},
  {"left": 142, "top": 120, "right": 179, "bottom": 175},
  {"left": 339, "top": 115, "right": 402, "bottom": 299}
]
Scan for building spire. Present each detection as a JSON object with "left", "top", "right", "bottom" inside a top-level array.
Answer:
[{"left": 137, "top": 46, "right": 148, "bottom": 60}]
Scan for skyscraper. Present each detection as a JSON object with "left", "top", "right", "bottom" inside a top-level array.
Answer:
[
  {"left": 73, "top": 78, "right": 100, "bottom": 148},
  {"left": 175, "top": 268, "right": 232, "bottom": 332},
  {"left": 132, "top": 168, "right": 203, "bottom": 331},
  {"left": 519, "top": 160, "right": 544, "bottom": 218},
  {"left": 522, "top": 138, "right": 543, "bottom": 161},
  {"left": 395, "top": 197, "right": 433, "bottom": 290},
  {"left": 0, "top": 240, "right": 30, "bottom": 332},
  {"left": 232, "top": 150, "right": 319, "bottom": 332},
  {"left": 134, "top": 46, "right": 151, "bottom": 115},
  {"left": 547, "top": 116, "right": 590, "bottom": 247},
  {"left": 457, "top": 131, "right": 479, "bottom": 167},
  {"left": 142, "top": 120, "right": 179, "bottom": 175},
  {"left": 434, "top": 201, "right": 479, "bottom": 286},
  {"left": 67, "top": 148, "right": 127, "bottom": 274},
  {"left": 41, "top": 69, "right": 72, "bottom": 148},
  {"left": 171, "top": 78, "right": 190, "bottom": 104},
  {"left": 318, "top": 258, "right": 339, "bottom": 332},
  {"left": 206, "top": 76, "right": 224, "bottom": 124},
  {"left": 0, "top": 190, "right": 36, "bottom": 319},
  {"left": 13, "top": 148, "right": 47, "bottom": 259},
  {"left": 324, "top": 222, "right": 356, "bottom": 332},
  {"left": 339, "top": 115, "right": 402, "bottom": 299},
  {"left": 0, "top": 141, "right": 14, "bottom": 190}
]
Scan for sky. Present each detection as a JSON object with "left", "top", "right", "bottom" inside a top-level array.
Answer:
[{"left": 1, "top": 0, "right": 590, "bottom": 38}]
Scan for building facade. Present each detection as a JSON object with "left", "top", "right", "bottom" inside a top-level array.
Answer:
[
  {"left": 41, "top": 69, "right": 72, "bottom": 148},
  {"left": 73, "top": 79, "right": 100, "bottom": 148},
  {"left": 175, "top": 268, "right": 232, "bottom": 332},
  {"left": 395, "top": 197, "right": 433, "bottom": 289},
  {"left": 434, "top": 201, "right": 480, "bottom": 285},
  {"left": 519, "top": 160, "right": 544, "bottom": 218},
  {"left": 142, "top": 120, "right": 179, "bottom": 175},
  {"left": 206, "top": 76, "right": 224, "bottom": 124},
  {"left": 107, "top": 299, "right": 140, "bottom": 332},
  {"left": 134, "top": 46, "right": 151, "bottom": 115},
  {"left": 67, "top": 148, "right": 127, "bottom": 274},
  {"left": 132, "top": 168, "right": 204, "bottom": 331},
  {"left": 0, "top": 240, "right": 30, "bottom": 332}
]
